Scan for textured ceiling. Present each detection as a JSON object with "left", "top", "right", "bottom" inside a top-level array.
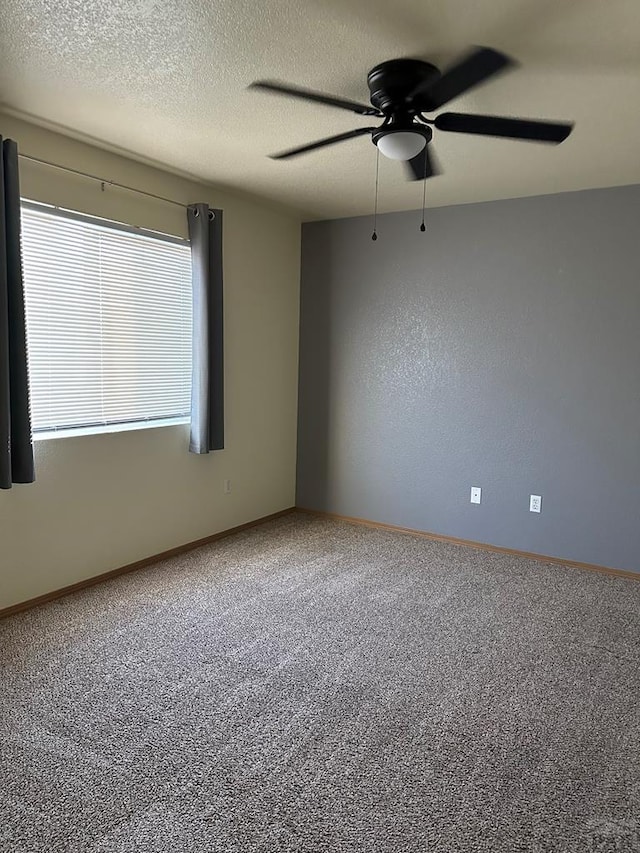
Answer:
[{"left": 1, "top": 0, "right": 640, "bottom": 220}]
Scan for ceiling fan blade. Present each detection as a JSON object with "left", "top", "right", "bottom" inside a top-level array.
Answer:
[
  {"left": 249, "top": 81, "right": 381, "bottom": 116},
  {"left": 410, "top": 46, "right": 515, "bottom": 111},
  {"left": 405, "top": 145, "right": 440, "bottom": 181},
  {"left": 435, "top": 112, "right": 573, "bottom": 143},
  {"left": 269, "top": 127, "right": 377, "bottom": 160}
]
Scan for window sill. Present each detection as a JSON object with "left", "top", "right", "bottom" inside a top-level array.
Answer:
[{"left": 33, "top": 416, "right": 190, "bottom": 442}]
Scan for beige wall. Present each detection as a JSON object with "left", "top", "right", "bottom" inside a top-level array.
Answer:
[{"left": 0, "top": 113, "right": 301, "bottom": 610}]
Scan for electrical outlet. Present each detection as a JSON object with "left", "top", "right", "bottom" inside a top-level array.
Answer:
[
  {"left": 470, "top": 486, "right": 481, "bottom": 504},
  {"left": 223, "top": 479, "right": 232, "bottom": 495},
  {"left": 529, "top": 494, "right": 542, "bottom": 513}
]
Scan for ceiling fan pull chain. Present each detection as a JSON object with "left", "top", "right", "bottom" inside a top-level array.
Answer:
[
  {"left": 372, "top": 146, "right": 380, "bottom": 241},
  {"left": 420, "top": 168, "right": 427, "bottom": 232}
]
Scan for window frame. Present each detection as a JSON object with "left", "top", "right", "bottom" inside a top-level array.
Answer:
[{"left": 20, "top": 200, "right": 193, "bottom": 441}]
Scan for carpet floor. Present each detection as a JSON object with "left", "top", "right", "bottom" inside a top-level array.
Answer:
[{"left": 2, "top": 512, "right": 640, "bottom": 852}]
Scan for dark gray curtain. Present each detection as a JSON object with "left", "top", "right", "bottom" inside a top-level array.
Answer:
[
  {"left": 187, "top": 203, "right": 224, "bottom": 454},
  {"left": 0, "top": 138, "right": 34, "bottom": 489}
]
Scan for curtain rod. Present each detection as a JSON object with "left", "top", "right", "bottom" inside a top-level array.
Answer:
[{"left": 18, "top": 152, "right": 190, "bottom": 210}]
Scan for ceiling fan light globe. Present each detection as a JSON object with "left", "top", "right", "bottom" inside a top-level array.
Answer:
[{"left": 376, "top": 131, "right": 426, "bottom": 161}]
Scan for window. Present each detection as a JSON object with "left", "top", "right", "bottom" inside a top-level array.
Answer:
[{"left": 20, "top": 202, "right": 192, "bottom": 437}]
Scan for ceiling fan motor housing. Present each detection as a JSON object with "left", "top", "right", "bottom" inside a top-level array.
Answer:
[{"left": 367, "top": 59, "right": 440, "bottom": 114}]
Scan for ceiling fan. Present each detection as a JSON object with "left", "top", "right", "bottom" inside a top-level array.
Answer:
[{"left": 249, "top": 47, "right": 573, "bottom": 181}]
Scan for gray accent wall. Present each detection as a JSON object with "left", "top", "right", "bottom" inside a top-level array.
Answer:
[{"left": 297, "top": 185, "right": 640, "bottom": 573}]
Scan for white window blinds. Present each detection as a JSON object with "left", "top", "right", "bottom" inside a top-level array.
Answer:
[{"left": 20, "top": 202, "right": 192, "bottom": 434}]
